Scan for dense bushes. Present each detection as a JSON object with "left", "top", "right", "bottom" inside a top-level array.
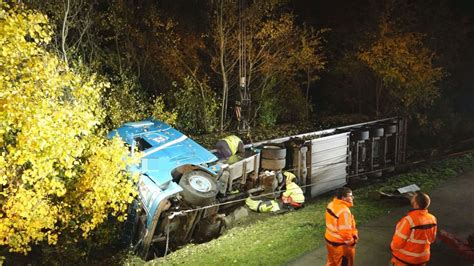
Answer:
[
  {"left": 0, "top": 4, "right": 137, "bottom": 261},
  {"left": 173, "top": 77, "right": 219, "bottom": 134}
]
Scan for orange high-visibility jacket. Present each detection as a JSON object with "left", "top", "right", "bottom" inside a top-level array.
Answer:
[
  {"left": 325, "top": 198, "right": 358, "bottom": 245},
  {"left": 391, "top": 209, "right": 437, "bottom": 265}
]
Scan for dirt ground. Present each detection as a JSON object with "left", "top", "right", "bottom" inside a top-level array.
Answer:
[{"left": 287, "top": 170, "right": 474, "bottom": 266}]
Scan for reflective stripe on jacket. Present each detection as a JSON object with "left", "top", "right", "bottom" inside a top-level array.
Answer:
[
  {"left": 282, "top": 182, "right": 305, "bottom": 203},
  {"left": 325, "top": 198, "right": 358, "bottom": 245},
  {"left": 222, "top": 135, "right": 242, "bottom": 156},
  {"left": 245, "top": 197, "right": 280, "bottom": 213},
  {"left": 391, "top": 209, "right": 437, "bottom": 265}
]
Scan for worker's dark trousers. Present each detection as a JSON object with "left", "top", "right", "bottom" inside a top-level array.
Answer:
[{"left": 215, "top": 140, "right": 232, "bottom": 159}]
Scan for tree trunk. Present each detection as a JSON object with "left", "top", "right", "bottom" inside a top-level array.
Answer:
[
  {"left": 305, "top": 67, "right": 311, "bottom": 118},
  {"left": 218, "top": 0, "right": 228, "bottom": 132},
  {"left": 198, "top": 83, "right": 209, "bottom": 132},
  {"left": 114, "top": 13, "right": 123, "bottom": 75},
  {"left": 375, "top": 78, "right": 383, "bottom": 117},
  {"left": 61, "top": 0, "right": 70, "bottom": 67}
]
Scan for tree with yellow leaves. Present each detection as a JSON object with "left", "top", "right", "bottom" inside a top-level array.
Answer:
[
  {"left": 0, "top": 3, "right": 137, "bottom": 257},
  {"left": 358, "top": 20, "right": 445, "bottom": 116}
]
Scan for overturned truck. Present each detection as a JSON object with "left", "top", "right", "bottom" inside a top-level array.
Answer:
[{"left": 109, "top": 117, "right": 407, "bottom": 259}]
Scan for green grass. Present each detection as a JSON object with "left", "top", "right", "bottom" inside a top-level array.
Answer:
[{"left": 126, "top": 152, "right": 474, "bottom": 265}]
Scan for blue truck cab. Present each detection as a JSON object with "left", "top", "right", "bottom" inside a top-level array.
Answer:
[{"left": 109, "top": 120, "right": 234, "bottom": 258}]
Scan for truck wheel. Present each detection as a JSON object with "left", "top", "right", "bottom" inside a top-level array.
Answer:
[
  {"left": 261, "top": 158, "right": 286, "bottom": 170},
  {"left": 261, "top": 145, "right": 286, "bottom": 160},
  {"left": 384, "top": 124, "right": 397, "bottom": 135},
  {"left": 353, "top": 130, "right": 369, "bottom": 141},
  {"left": 370, "top": 127, "right": 384, "bottom": 137},
  {"left": 179, "top": 170, "right": 218, "bottom": 206},
  {"left": 193, "top": 219, "right": 222, "bottom": 243}
]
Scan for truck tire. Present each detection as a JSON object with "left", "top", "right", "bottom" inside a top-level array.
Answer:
[
  {"left": 179, "top": 170, "right": 218, "bottom": 206},
  {"left": 261, "top": 145, "right": 286, "bottom": 160},
  {"left": 193, "top": 219, "right": 222, "bottom": 243},
  {"left": 353, "top": 130, "right": 369, "bottom": 141},
  {"left": 261, "top": 158, "right": 286, "bottom": 170},
  {"left": 384, "top": 124, "right": 397, "bottom": 135},
  {"left": 370, "top": 127, "right": 384, "bottom": 137}
]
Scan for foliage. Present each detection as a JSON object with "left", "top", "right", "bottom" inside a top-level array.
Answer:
[
  {"left": 276, "top": 81, "right": 309, "bottom": 123},
  {"left": 0, "top": 4, "right": 137, "bottom": 256},
  {"left": 207, "top": 0, "right": 328, "bottom": 130},
  {"left": 290, "top": 27, "right": 328, "bottom": 103},
  {"left": 151, "top": 96, "right": 178, "bottom": 126},
  {"left": 26, "top": 0, "right": 329, "bottom": 132},
  {"left": 26, "top": 0, "right": 104, "bottom": 68},
  {"left": 39, "top": 217, "right": 125, "bottom": 264},
  {"left": 173, "top": 77, "right": 219, "bottom": 134},
  {"left": 102, "top": 73, "right": 151, "bottom": 129},
  {"left": 252, "top": 77, "right": 278, "bottom": 128},
  {"left": 328, "top": 52, "right": 374, "bottom": 114},
  {"left": 209, "top": 0, "right": 240, "bottom": 131},
  {"left": 242, "top": 4, "right": 327, "bottom": 124},
  {"left": 257, "top": 97, "right": 279, "bottom": 128},
  {"left": 24, "top": 0, "right": 473, "bottom": 146},
  {"left": 358, "top": 21, "right": 445, "bottom": 116}
]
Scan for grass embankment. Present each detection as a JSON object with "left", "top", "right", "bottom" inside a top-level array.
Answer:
[{"left": 130, "top": 152, "right": 474, "bottom": 266}]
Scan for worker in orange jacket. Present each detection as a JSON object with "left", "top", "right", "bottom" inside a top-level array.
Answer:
[
  {"left": 325, "top": 187, "right": 358, "bottom": 266},
  {"left": 390, "top": 191, "right": 437, "bottom": 266}
]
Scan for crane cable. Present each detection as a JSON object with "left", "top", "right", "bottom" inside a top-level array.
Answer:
[{"left": 238, "top": 0, "right": 250, "bottom": 132}]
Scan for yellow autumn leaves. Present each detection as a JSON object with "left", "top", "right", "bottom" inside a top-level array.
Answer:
[
  {"left": 0, "top": 3, "right": 137, "bottom": 255},
  {"left": 358, "top": 22, "right": 444, "bottom": 113}
]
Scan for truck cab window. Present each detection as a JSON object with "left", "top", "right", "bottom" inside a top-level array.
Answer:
[{"left": 134, "top": 137, "right": 152, "bottom": 151}]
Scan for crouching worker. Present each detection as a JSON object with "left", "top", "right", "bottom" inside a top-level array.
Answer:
[
  {"left": 245, "top": 197, "right": 280, "bottom": 213},
  {"left": 281, "top": 171, "right": 305, "bottom": 209},
  {"left": 215, "top": 135, "right": 245, "bottom": 160}
]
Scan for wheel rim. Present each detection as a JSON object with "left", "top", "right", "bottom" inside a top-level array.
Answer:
[{"left": 189, "top": 175, "right": 212, "bottom": 192}]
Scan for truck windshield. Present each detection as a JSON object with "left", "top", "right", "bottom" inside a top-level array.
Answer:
[{"left": 134, "top": 137, "right": 152, "bottom": 151}]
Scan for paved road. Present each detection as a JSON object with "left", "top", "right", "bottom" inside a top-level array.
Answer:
[{"left": 287, "top": 170, "right": 474, "bottom": 266}]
